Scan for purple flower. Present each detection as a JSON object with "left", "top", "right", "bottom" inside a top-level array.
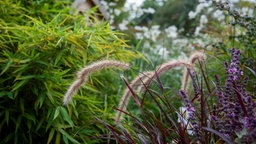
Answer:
[
  {"left": 244, "top": 117, "right": 250, "bottom": 128},
  {"left": 228, "top": 67, "right": 237, "bottom": 74}
]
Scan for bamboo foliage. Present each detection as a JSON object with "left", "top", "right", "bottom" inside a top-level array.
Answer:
[{"left": 0, "top": 1, "right": 138, "bottom": 143}]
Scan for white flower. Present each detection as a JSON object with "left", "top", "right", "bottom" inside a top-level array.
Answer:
[
  {"left": 143, "top": 7, "right": 155, "bottom": 14},
  {"left": 230, "top": 0, "right": 239, "bottom": 2},
  {"left": 200, "top": 15, "right": 208, "bottom": 25},
  {"left": 177, "top": 107, "right": 193, "bottom": 135},
  {"left": 134, "top": 26, "right": 148, "bottom": 32},
  {"left": 119, "top": 20, "right": 129, "bottom": 30},
  {"left": 241, "top": 7, "right": 249, "bottom": 16},
  {"left": 143, "top": 25, "right": 161, "bottom": 41},
  {"left": 194, "top": 26, "right": 202, "bottom": 36},
  {"left": 137, "top": 9, "right": 144, "bottom": 16},
  {"left": 135, "top": 33, "right": 143, "bottom": 39},
  {"left": 109, "top": 2, "right": 117, "bottom": 6},
  {"left": 173, "top": 39, "right": 189, "bottom": 48},
  {"left": 195, "top": 3, "right": 210, "bottom": 14},
  {"left": 114, "top": 9, "right": 121, "bottom": 16},
  {"left": 165, "top": 25, "right": 178, "bottom": 38},
  {"left": 188, "top": 11, "right": 197, "bottom": 19},
  {"left": 213, "top": 10, "right": 225, "bottom": 21},
  {"left": 156, "top": 45, "right": 169, "bottom": 59}
]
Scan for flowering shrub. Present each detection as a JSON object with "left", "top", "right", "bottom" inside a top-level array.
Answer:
[{"left": 212, "top": 48, "right": 256, "bottom": 142}]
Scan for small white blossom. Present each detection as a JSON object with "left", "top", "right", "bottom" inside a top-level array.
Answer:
[
  {"left": 143, "top": 7, "right": 155, "bottom": 14},
  {"left": 177, "top": 107, "right": 193, "bottom": 135},
  {"left": 165, "top": 26, "right": 178, "bottom": 38},
  {"left": 156, "top": 45, "right": 169, "bottom": 59},
  {"left": 194, "top": 26, "right": 202, "bottom": 36},
  {"left": 109, "top": 2, "right": 117, "bottom": 6},
  {"left": 119, "top": 20, "right": 129, "bottom": 30},
  {"left": 135, "top": 33, "right": 143, "bottom": 39},
  {"left": 200, "top": 15, "right": 208, "bottom": 25},
  {"left": 173, "top": 39, "right": 189, "bottom": 48},
  {"left": 114, "top": 9, "right": 121, "bottom": 16},
  {"left": 188, "top": 11, "right": 197, "bottom": 19},
  {"left": 213, "top": 10, "right": 225, "bottom": 21},
  {"left": 134, "top": 26, "right": 148, "bottom": 32}
]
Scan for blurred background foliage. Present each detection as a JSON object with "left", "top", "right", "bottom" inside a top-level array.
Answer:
[{"left": 0, "top": 0, "right": 139, "bottom": 143}]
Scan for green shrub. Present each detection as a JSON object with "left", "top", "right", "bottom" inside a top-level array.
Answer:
[{"left": 0, "top": 0, "right": 138, "bottom": 143}]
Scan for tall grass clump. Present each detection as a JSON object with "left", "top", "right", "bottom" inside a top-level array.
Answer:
[
  {"left": 99, "top": 48, "right": 256, "bottom": 143},
  {"left": 0, "top": 0, "right": 138, "bottom": 143}
]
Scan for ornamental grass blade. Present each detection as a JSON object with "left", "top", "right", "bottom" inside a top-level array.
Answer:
[
  {"left": 203, "top": 127, "right": 234, "bottom": 144},
  {"left": 118, "top": 125, "right": 136, "bottom": 144},
  {"left": 120, "top": 75, "right": 141, "bottom": 107},
  {"left": 95, "top": 117, "right": 127, "bottom": 143}
]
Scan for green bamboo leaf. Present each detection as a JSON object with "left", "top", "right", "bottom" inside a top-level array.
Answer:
[
  {"left": 15, "top": 116, "right": 22, "bottom": 133},
  {"left": 58, "top": 69, "right": 71, "bottom": 76},
  {"left": 53, "top": 107, "right": 60, "bottom": 120},
  {"left": 11, "top": 79, "right": 29, "bottom": 92},
  {"left": 16, "top": 75, "right": 43, "bottom": 80},
  {"left": 36, "top": 118, "right": 44, "bottom": 131},
  {"left": 55, "top": 132, "right": 61, "bottom": 144},
  {"left": 62, "top": 134, "right": 69, "bottom": 144},
  {"left": 60, "top": 107, "right": 73, "bottom": 127},
  {"left": 58, "top": 128, "right": 80, "bottom": 144},
  {"left": 5, "top": 110, "right": 9, "bottom": 125},
  {"left": 0, "top": 59, "right": 13, "bottom": 76},
  {"left": 54, "top": 50, "right": 63, "bottom": 66},
  {"left": 23, "top": 113, "right": 36, "bottom": 124},
  {"left": 46, "top": 91, "right": 55, "bottom": 104},
  {"left": 47, "top": 129, "right": 55, "bottom": 144},
  {"left": 34, "top": 94, "right": 45, "bottom": 109},
  {"left": 0, "top": 91, "right": 7, "bottom": 98},
  {"left": 20, "top": 99, "right": 24, "bottom": 114}
]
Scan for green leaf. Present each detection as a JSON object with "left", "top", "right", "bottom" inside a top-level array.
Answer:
[
  {"left": 34, "top": 94, "right": 45, "bottom": 109},
  {"left": 36, "top": 118, "right": 44, "bottom": 131},
  {"left": 0, "top": 59, "right": 13, "bottom": 76},
  {"left": 11, "top": 79, "right": 29, "bottom": 92},
  {"left": 135, "top": 39, "right": 143, "bottom": 51},
  {"left": 58, "top": 128, "right": 80, "bottom": 144},
  {"left": 15, "top": 116, "right": 22, "bottom": 133},
  {"left": 53, "top": 107, "right": 60, "bottom": 120},
  {"left": 62, "top": 134, "right": 69, "bottom": 144},
  {"left": 54, "top": 50, "right": 63, "bottom": 66},
  {"left": 5, "top": 110, "right": 9, "bottom": 125},
  {"left": 0, "top": 91, "right": 7, "bottom": 98},
  {"left": 55, "top": 132, "right": 61, "bottom": 144},
  {"left": 60, "top": 107, "right": 73, "bottom": 127},
  {"left": 23, "top": 113, "right": 36, "bottom": 124},
  {"left": 47, "top": 129, "right": 55, "bottom": 144},
  {"left": 7, "top": 92, "right": 14, "bottom": 99}
]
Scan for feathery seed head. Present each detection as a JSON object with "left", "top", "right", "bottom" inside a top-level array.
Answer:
[{"left": 63, "top": 60, "right": 130, "bottom": 105}]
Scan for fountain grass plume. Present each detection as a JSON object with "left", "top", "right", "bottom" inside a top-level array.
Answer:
[
  {"left": 139, "top": 60, "right": 190, "bottom": 93},
  {"left": 63, "top": 60, "right": 130, "bottom": 105},
  {"left": 115, "top": 60, "right": 190, "bottom": 124},
  {"left": 181, "top": 51, "right": 206, "bottom": 91}
]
